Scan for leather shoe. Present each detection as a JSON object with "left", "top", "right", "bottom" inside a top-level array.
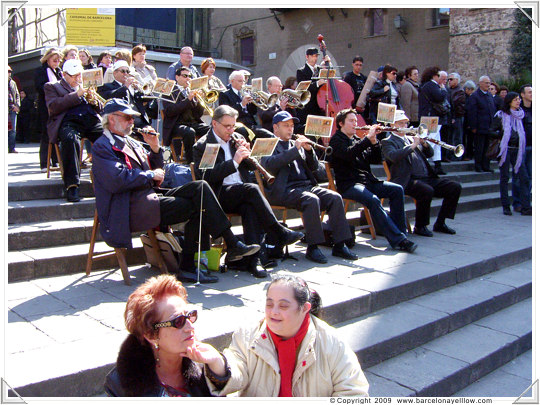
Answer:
[
  {"left": 66, "top": 187, "right": 81, "bottom": 202},
  {"left": 482, "top": 168, "right": 494, "bottom": 173},
  {"left": 177, "top": 267, "right": 219, "bottom": 283},
  {"left": 433, "top": 223, "right": 456, "bottom": 235},
  {"left": 413, "top": 226, "right": 433, "bottom": 237},
  {"left": 305, "top": 246, "right": 328, "bottom": 264},
  {"left": 521, "top": 207, "right": 532, "bottom": 216},
  {"left": 226, "top": 241, "right": 260, "bottom": 262},
  {"left": 503, "top": 206, "right": 512, "bottom": 216},
  {"left": 282, "top": 229, "right": 305, "bottom": 246},
  {"left": 247, "top": 260, "right": 268, "bottom": 278},
  {"left": 332, "top": 244, "right": 358, "bottom": 260},
  {"left": 397, "top": 239, "right": 418, "bottom": 253}
]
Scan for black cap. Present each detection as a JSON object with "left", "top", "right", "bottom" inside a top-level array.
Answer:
[{"left": 306, "top": 48, "right": 319, "bottom": 56}]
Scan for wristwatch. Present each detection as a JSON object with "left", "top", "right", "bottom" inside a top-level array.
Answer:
[{"left": 149, "top": 171, "right": 155, "bottom": 179}]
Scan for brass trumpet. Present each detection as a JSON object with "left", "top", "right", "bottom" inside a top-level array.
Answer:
[
  {"left": 240, "top": 85, "right": 278, "bottom": 110},
  {"left": 280, "top": 89, "right": 311, "bottom": 109},
  {"left": 129, "top": 74, "right": 155, "bottom": 95},
  {"left": 84, "top": 85, "right": 106, "bottom": 110},
  {"left": 192, "top": 86, "right": 219, "bottom": 117},
  {"left": 291, "top": 134, "right": 332, "bottom": 155}
]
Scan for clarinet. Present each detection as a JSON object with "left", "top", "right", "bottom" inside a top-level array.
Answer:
[{"left": 230, "top": 133, "right": 275, "bottom": 185}]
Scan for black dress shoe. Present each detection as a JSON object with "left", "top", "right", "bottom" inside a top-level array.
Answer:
[
  {"left": 482, "top": 168, "right": 494, "bottom": 173},
  {"left": 521, "top": 207, "right": 532, "bottom": 216},
  {"left": 66, "top": 187, "right": 81, "bottom": 202},
  {"left": 177, "top": 267, "right": 219, "bottom": 283},
  {"left": 305, "top": 246, "right": 328, "bottom": 264},
  {"left": 332, "top": 244, "right": 358, "bottom": 260},
  {"left": 433, "top": 223, "right": 456, "bottom": 235},
  {"left": 413, "top": 226, "right": 434, "bottom": 237},
  {"left": 281, "top": 229, "right": 305, "bottom": 246},
  {"left": 503, "top": 206, "right": 512, "bottom": 216},
  {"left": 247, "top": 261, "right": 269, "bottom": 278},
  {"left": 226, "top": 241, "right": 260, "bottom": 262},
  {"left": 397, "top": 239, "right": 418, "bottom": 253}
]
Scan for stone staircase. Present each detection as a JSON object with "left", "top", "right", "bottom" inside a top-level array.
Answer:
[{"left": 6, "top": 145, "right": 531, "bottom": 398}]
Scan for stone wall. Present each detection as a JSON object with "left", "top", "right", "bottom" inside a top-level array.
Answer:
[{"left": 449, "top": 8, "right": 516, "bottom": 83}]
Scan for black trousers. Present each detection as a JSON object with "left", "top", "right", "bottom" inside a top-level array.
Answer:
[
  {"left": 218, "top": 183, "right": 281, "bottom": 245},
  {"left": 57, "top": 116, "right": 102, "bottom": 189},
  {"left": 405, "top": 177, "right": 462, "bottom": 227},
  {"left": 159, "top": 181, "right": 231, "bottom": 254},
  {"left": 474, "top": 132, "right": 491, "bottom": 171},
  {"left": 170, "top": 122, "right": 209, "bottom": 163}
]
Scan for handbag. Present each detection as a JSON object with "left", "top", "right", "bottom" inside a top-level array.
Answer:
[
  {"left": 486, "top": 138, "right": 501, "bottom": 160},
  {"left": 432, "top": 99, "right": 451, "bottom": 116}
]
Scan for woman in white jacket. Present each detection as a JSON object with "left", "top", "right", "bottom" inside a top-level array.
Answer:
[{"left": 190, "top": 275, "right": 369, "bottom": 397}]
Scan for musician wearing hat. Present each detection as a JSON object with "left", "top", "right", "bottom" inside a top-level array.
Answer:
[
  {"left": 381, "top": 110, "right": 462, "bottom": 237},
  {"left": 329, "top": 109, "right": 417, "bottom": 253},
  {"left": 44, "top": 59, "right": 103, "bottom": 202},
  {"left": 97, "top": 60, "right": 151, "bottom": 131},
  {"left": 92, "top": 99, "right": 261, "bottom": 284},
  {"left": 296, "top": 47, "right": 328, "bottom": 125},
  {"left": 261, "top": 111, "right": 357, "bottom": 264}
]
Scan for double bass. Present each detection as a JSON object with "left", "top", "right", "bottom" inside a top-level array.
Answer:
[{"left": 316, "top": 34, "right": 366, "bottom": 144}]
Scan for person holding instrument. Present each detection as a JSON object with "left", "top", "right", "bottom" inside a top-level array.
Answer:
[
  {"left": 329, "top": 109, "right": 417, "bottom": 253},
  {"left": 162, "top": 67, "right": 210, "bottom": 163},
  {"left": 261, "top": 111, "right": 357, "bottom": 264},
  {"left": 193, "top": 105, "right": 304, "bottom": 278},
  {"left": 381, "top": 110, "right": 462, "bottom": 237},
  {"left": 92, "top": 99, "right": 260, "bottom": 284}
]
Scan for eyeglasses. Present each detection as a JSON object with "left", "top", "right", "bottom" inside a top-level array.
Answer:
[
  {"left": 216, "top": 120, "right": 236, "bottom": 131},
  {"left": 153, "top": 310, "right": 198, "bottom": 330},
  {"left": 117, "top": 69, "right": 130, "bottom": 74},
  {"left": 180, "top": 74, "right": 192, "bottom": 78}
]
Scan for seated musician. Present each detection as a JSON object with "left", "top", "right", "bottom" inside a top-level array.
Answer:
[
  {"left": 162, "top": 67, "right": 210, "bottom": 163},
  {"left": 92, "top": 99, "right": 260, "bottom": 284},
  {"left": 97, "top": 60, "right": 151, "bottom": 132},
  {"left": 192, "top": 105, "right": 304, "bottom": 278},
  {"left": 218, "top": 70, "right": 274, "bottom": 143},
  {"left": 328, "top": 109, "right": 417, "bottom": 253},
  {"left": 261, "top": 111, "right": 357, "bottom": 264},
  {"left": 381, "top": 110, "right": 462, "bottom": 237},
  {"left": 259, "top": 76, "right": 303, "bottom": 134},
  {"left": 44, "top": 59, "right": 104, "bottom": 202}
]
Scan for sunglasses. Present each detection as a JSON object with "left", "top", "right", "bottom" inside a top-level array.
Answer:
[
  {"left": 153, "top": 310, "right": 198, "bottom": 330},
  {"left": 117, "top": 69, "right": 130, "bottom": 74},
  {"left": 180, "top": 73, "right": 193, "bottom": 78}
]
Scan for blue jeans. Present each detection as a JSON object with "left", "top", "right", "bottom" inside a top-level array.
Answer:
[
  {"left": 511, "top": 146, "right": 532, "bottom": 208},
  {"left": 342, "top": 181, "right": 407, "bottom": 248},
  {"left": 8, "top": 111, "right": 17, "bottom": 152},
  {"left": 500, "top": 147, "right": 530, "bottom": 209}
]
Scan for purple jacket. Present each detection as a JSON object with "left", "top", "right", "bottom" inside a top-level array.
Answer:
[{"left": 91, "top": 131, "right": 163, "bottom": 248}]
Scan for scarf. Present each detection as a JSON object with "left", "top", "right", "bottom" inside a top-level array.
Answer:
[
  {"left": 497, "top": 108, "right": 526, "bottom": 173},
  {"left": 267, "top": 313, "right": 311, "bottom": 397}
]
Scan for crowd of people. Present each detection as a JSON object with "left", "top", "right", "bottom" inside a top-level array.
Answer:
[{"left": 6, "top": 38, "right": 532, "bottom": 399}]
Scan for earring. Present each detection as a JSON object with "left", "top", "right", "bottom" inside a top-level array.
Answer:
[{"left": 154, "top": 340, "right": 160, "bottom": 368}]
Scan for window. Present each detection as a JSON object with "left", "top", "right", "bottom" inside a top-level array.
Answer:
[
  {"left": 369, "top": 9, "right": 385, "bottom": 36},
  {"left": 433, "top": 8, "right": 450, "bottom": 26},
  {"left": 240, "top": 35, "right": 255, "bottom": 66}
]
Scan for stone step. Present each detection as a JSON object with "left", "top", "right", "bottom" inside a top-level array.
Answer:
[
  {"left": 365, "top": 298, "right": 532, "bottom": 397},
  {"left": 6, "top": 235, "right": 531, "bottom": 397},
  {"left": 8, "top": 176, "right": 503, "bottom": 225}
]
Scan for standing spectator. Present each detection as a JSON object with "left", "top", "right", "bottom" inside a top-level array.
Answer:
[
  {"left": 8, "top": 65, "right": 20, "bottom": 153},
  {"left": 166, "top": 46, "right": 200, "bottom": 80},
  {"left": 343, "top": 56, "right": 367, "bottom": 108},
  {"left": 489, "top": 82, "right": 504, "bottom": 111},
  {"left": 400, "top": 66, "right": 420, "bottom": 126},
  {"left": 61, "top": 45, "right": 79, "bottom": 68},
  {"left": 96, "top": 51, "right": 113, "bottom": 77},
  {"left": 438, "top": 71, "right": 452, "bottom": 164},
  {"left": 418, "top": 66, "right": 448, "bottom": 174},
  {"left": 466, "top": 76, "right": 496, "bottom": 172},
  {"left": 34, "top": 47, "right": 63, "bottom": 171},
  {"left": 16, "top": 89, "right": 34, "bottom": 144},
  {"left": 489, "top": 92, "right": 531, "bottom": 216},
  {"left": 79, "top": 49, "right": 97, "bottom": 70},
  {"left": 447, "top": 73, "right": 466, "bottom": 161},
  {"left": 462, "top": 80, "right": 476, "bottom": 161},
  {"left": 368, "top": 64, "right": 400, "bottom": 124},
  {"left": 499, "top": 85, "right": 509, "bottom": 100},
  {"left": 395, "top": 71, "right": 406, "bottom": 95}
]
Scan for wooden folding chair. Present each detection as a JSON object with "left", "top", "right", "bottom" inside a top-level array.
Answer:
[
  {"left": 86, "top": 171, "right": 168, "bottom": 285},
  {"left": 323, "top": 161, "right": 377, "bottom": 239},
  {"left": 382, "top": 160, "right": 414, "bottom": 233},
  {"left": 46, "top": 142, "right": 63, "bottom": 178},
  {"left": 161, "top": 110, "right": 185, "bottom": 163}
]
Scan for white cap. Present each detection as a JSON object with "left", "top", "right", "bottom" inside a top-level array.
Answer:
[
  {"left": 62, "top": 59, "right": 84, "bottom": 76},
  {"left": 112, "top": 60, "right": 130, "bottom": 71},
  {"left": 394, "top": 109, "right": 409, "bottom": 122}
]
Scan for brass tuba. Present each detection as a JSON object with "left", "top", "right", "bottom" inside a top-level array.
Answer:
[{"left": 280, "top": 89, "right": 311, "bottom": 109}]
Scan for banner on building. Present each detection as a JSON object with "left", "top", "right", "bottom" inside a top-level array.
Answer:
[{"left": 66, "top": 8, "right": 115, "bottom": 46}]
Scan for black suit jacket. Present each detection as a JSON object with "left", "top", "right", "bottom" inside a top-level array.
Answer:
[
  {"left": 260, "top": 140, "right": 318, "bottom": 204},
  {"left": 296, "top": 63, "right": 323, "bottom": 119},
  {"left": 418, "top": 80, "right": 446, "bottom": 118},
  {"left": 162, "top": 87, "right": 205, "bottom": 146},
  {"left": 218, "top": 88, "right": 258, "bottom": 128},
  {"left": 34, "top": 63, "right": 63, "bottom": 119},
  {"left": 192, "top": 129, "right": 255, "bottom": 196},
  {"left": 328, "top": 130, "right": 382, "bottom": 194},
  {"left": 466, "top": 89, "right": 497, "bottom": 135},
  {"left": 97, "top": 81, "right": 151, "bottom": 127},
  {"left": 380, "top": 133, "right": 436, "bottom": 189}
]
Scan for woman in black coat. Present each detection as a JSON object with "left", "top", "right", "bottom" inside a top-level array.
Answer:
[
  {"left": 34, "top": 47, "right": 63, "bottom": 171},
  {"left": 368, "top": 64, "right": 400, "bottom": 124}
]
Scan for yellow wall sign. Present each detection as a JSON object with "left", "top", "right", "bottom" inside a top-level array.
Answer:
[{"left": 66, "top": 8, "right": 116, "bottom": 46}]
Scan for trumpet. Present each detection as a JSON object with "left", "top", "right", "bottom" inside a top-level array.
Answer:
[
  {"left": 240, "top": 85, "right": 278, "bottom": 110},
  {"left": 84, "top": 85, "right": 106, "bottom": 110},
  {"left": 191, "top": 86, "right": 219, "bottom": 117},
  {"left": 291, "top": 134, "right": 333, "bottom": 155},
  {"left": 280, "top": 89, "right": 311, "bottom": 109},
  {"left": 230, "top": 133, "right": 275, "bottom": 184},
  {"left": 129, "top": 74, "right": 155, "bottom": 95}
]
